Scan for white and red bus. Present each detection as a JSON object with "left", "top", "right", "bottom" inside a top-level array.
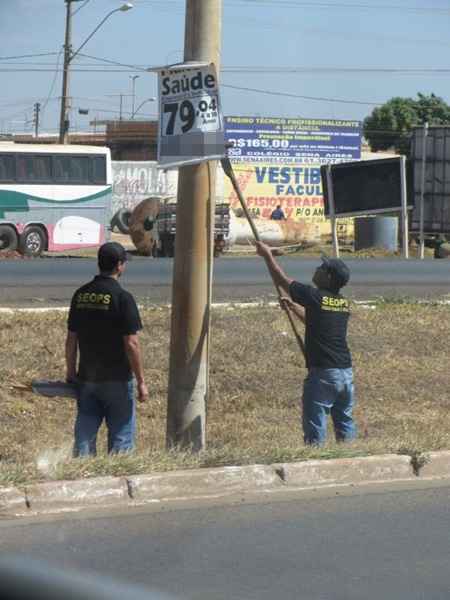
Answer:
[{"left": 0, "top": 143, "right": 112, "bottom": 256}]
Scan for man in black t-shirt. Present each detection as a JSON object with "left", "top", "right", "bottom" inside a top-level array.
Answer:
[
  {"left": 66, "top": 242, "right": 149, "bottom": 457},
  {"left": 256, "top": 241, "right": 355, "bottom": 445}
]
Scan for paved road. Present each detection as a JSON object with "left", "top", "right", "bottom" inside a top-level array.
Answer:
[
  {"left": 1, "top": 481, "right": 450, "bottom": 599},
  {"left": 0, "top": 257, "right": 450, "bottom": 305}
]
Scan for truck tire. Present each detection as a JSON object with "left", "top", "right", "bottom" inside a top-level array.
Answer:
[
  {"left": 0, "top": 225, "right": 18, "bottom": 252},
  {"left": 19, "top": 226, "right": 46, "bottom": 257},
  {"left": 110, "top": 211, "right": 120, "bottom": 232},
  {"left": 129, "top": 197, "right": 161, "bottom": 256},
  {"left": 115, "top": 209, "right": 132, "bottom": 235}
]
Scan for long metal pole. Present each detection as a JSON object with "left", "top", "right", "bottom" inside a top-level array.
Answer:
[
  {"left": 326, "top": 165, "right": 340, "bottom": 258},
  {"left": 419, "top": 122, "right": 428, "bottom": 259},
  {"left": 59, "top": 0, "right": 73, "bottom": 144},
  {"left": 166, "top": 0, "right": 222, "bottom": 451},
  {"left": 400, "top": 155, "right": 409, "bottom": 259}
]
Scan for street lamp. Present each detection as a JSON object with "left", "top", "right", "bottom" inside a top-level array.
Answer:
[
  {"left": 59, "top": 1, "right": 134, "bottom": 144},
  {"left": 132, "top": 97, "right": 156, "bottom": 119},
  {"left": 130, "top": 75, "right": 139, "bottom": 120}
]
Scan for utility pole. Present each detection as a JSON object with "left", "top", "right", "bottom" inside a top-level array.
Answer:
[
  {"left": 33, "top": 102, "right": 41, "bottom": 138},
  {"left": 166, "top": 0, "right": 222, "bottom": 451},
  {"left": 59, "top": 1, "right": 133, "bottom": 143},
  {"left": 59, "top": 0, "right": 80, "bottom": 144},
  {"left": 130, "top": 75, "right": 139, "bottom": 118}
]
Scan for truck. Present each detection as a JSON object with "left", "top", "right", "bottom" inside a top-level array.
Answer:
[
  {"left": 410, "top": 126, "right": 450, "bottom": 244},
  {"left": 154, "top": 201, "right": 231, "bottom": 257}
]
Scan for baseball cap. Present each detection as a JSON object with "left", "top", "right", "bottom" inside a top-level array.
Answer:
[
  {"left": 98, "top": 242, "right": 130, "bottom": 271},
  {"left": 320, "top": 254, "right": 350, "bottom": 290}
]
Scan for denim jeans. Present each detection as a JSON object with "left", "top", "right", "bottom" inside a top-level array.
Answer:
[
  {"left": 302, "top": 367, "right": 356, "bottom": 446},
  {"left": 73, "top": 380, "right": 135, "bottom": 457}
]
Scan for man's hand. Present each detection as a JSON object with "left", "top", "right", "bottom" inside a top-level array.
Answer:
[
  {"left": 279, "top": 296, "right": 295, "bottom": 312},
  {"left": 137, "top": 381, "right": 149, "bottom": 403},
  {"left": 255, "top": 241, "right": 273, "bottom": 259}
]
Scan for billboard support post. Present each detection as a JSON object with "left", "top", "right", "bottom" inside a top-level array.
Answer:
[
  {"left": 419, "top": 122, "right": 428, "bottom": 260},
  {"left": 400, "top": 155, "right": 409, "bottom": 259},
  {"left": 326, "top": 165, "right": 340, "bottom": 258}
]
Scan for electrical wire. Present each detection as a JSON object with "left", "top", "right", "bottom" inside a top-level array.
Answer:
[
  {"left": 222, "top": 83, "right": 381, "bottom": 106},
  {"left": 75, "top": 52, "right": 149, "bottom": 72},
  {"left": 40, "top": 48, "right": 64, "bottom": 115},
  {"left": 133, "top": 0, "right": 450, "bottom": 13},
  {"left": 0, "top": 52, "right": 59, "bottom": 61}
]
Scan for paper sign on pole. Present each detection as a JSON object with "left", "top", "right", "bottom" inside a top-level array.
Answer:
[{"left": 157, "top": 63, "right": 225, "bottom": 168}]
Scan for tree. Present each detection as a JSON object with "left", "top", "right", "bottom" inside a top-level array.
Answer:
[{"left": 363, "top": 93, "right": 450, "bottom": 154}]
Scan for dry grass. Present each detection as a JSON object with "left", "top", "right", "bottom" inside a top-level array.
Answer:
[{"left": 1, "top": 303, "right": 449, "bottom": 486}]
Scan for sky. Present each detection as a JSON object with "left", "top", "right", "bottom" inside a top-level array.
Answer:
[{"left": 1, "top": 0, "right": 450, "bottom": 135}]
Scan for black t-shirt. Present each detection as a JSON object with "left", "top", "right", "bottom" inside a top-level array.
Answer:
[
  {"left": 289, "top": 281, "right": 352, "bottom": 369},
  {"left": 68, "top": 275, "right": 143, "bottom": 382}
]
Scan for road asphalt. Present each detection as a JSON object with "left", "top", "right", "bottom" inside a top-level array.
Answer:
[
  {"left": 0, "top": 257, "right": 450, "bottom": 304},
  {"left": 2, "top": 477, "right": 450, "bottom": 599}
]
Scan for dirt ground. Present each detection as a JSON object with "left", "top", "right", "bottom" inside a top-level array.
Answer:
[{"left": 1, "top": 302, "right": 449, "bottom": 485}]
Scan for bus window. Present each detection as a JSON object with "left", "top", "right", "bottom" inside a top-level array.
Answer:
[
  {"left": 92, "top": 156, "right": 106, "bottom": 184},
  {"left": 16, "top": 155, "right": 51, "bottom": 183},
  {"left": 53, "top": 155, "right": 70, "bottom": 183},
  {"left": 34, "top": 155, "right": 52, "bottom": 181},
  {"left": 70, "top": 156, "right": 90, "bottom": 183},
  {"left": 0, "top": 155, "right": 15, "bottom": 182}
]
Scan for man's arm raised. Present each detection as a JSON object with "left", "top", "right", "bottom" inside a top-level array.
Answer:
[{"left": 255, "top": 241, "right": 293, "bottom": 293}]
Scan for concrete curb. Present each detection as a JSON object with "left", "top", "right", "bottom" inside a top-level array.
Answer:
[
  {"left": 128, "top": 465, "right": 282, "bottom": 505},
  {"left": 2, "top": 452, "right": 450, "bottom": 518},
  {"left": 416, "top": 450, "right": 450, "bottom": 479},
  {"left": 274, "top": 455, "right": 414, "bottom": 489},
  {"left": 23, "top": 477, "right": 129, "bottom": 516}
]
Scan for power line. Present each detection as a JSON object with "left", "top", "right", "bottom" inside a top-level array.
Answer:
[
  {"left": 234, "top": 0, "right": 450, "bottom": 12},
  {"left": 41, "top": 48, "right": 64, "bottom": 114},
  {"left": 76, "top": 52, "right": 149, "bottom": 72},
  {"left": 134, "top": 0, "right": 450, "bottom": 13},
  {"left": 222, "top": 83, "right": 381, "bottom": 106},
  {"left": 0, "top": 52, "right": 59, "bottom": 61},
  {"left": 6, "top": 62, "right": 450, "bottom": 74}
]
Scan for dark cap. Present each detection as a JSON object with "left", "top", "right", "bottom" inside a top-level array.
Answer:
[
  {"left": 321, "top": 254, "right": 350, "bottom": 290},
  {"left": 98, "top": 242, "right": 129, "bottom": 272}
]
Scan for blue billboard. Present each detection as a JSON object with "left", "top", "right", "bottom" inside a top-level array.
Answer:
[{"left": 225, "top": 116, "right": 361, "bottom": 163}]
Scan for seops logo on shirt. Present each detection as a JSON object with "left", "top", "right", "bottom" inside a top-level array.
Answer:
[
  {"left": 76, "top": 292, "right": 111, "bottom": 311},
  {"left": 321, "top": 296, "right": 349, "bottom": 313}
]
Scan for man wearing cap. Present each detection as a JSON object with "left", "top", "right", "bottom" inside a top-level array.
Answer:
[
  {"left": 65, "top": 242, "right": 149, "bottom": 456},
  {"left": 256, "top": 241, "right": 355, "bottom": 446}
]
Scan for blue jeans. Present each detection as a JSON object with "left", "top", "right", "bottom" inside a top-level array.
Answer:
[
  {"left": 302, "top": 368, "right": 356, "bottom": 446},
  {"left": 74, "top": 380, "right": 136, "bottom": 457}
]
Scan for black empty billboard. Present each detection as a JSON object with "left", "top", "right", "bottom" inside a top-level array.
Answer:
[{"left": 321, "top": 157, "right": 410, "bottom": 217}]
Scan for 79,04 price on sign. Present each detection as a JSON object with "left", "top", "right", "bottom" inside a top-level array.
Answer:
[
  {"left": 162, "top": 96, "right": 219, "bottom": 136},
  {"left": 157, "top": 64, "right": 225, "bottom": 168}
]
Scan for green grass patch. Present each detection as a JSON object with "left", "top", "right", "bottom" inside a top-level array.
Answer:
[{"left": 1, "top": 303, "right": 449, "bottom": 486}]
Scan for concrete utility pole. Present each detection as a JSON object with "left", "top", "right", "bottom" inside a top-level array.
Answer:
[
  {"left": 59, "top": 0, "right": 79, "bottom": 144},
  {"left": 166, "top": 0, "right": 222, "bottom": 451},
  {"left": 33, "top": 102, "right": 41, "bottom": 138},
  {"left": 59, "top": 1, "right": 133, "bottom": 143},
  {"left": 130, "top": 75, "right": 139, "bottom": 118}
]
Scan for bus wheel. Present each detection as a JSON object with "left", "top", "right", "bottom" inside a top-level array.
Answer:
[
  {"left": 0, "top": 225, "right": 18, "bottom": 252},
  {"left": 20, "top": 226, "right": 46, "bottom": 257}
]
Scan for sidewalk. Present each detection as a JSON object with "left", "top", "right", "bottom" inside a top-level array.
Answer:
[{"left": 2, "top": 452, "right": 450, "bottom": 518}]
